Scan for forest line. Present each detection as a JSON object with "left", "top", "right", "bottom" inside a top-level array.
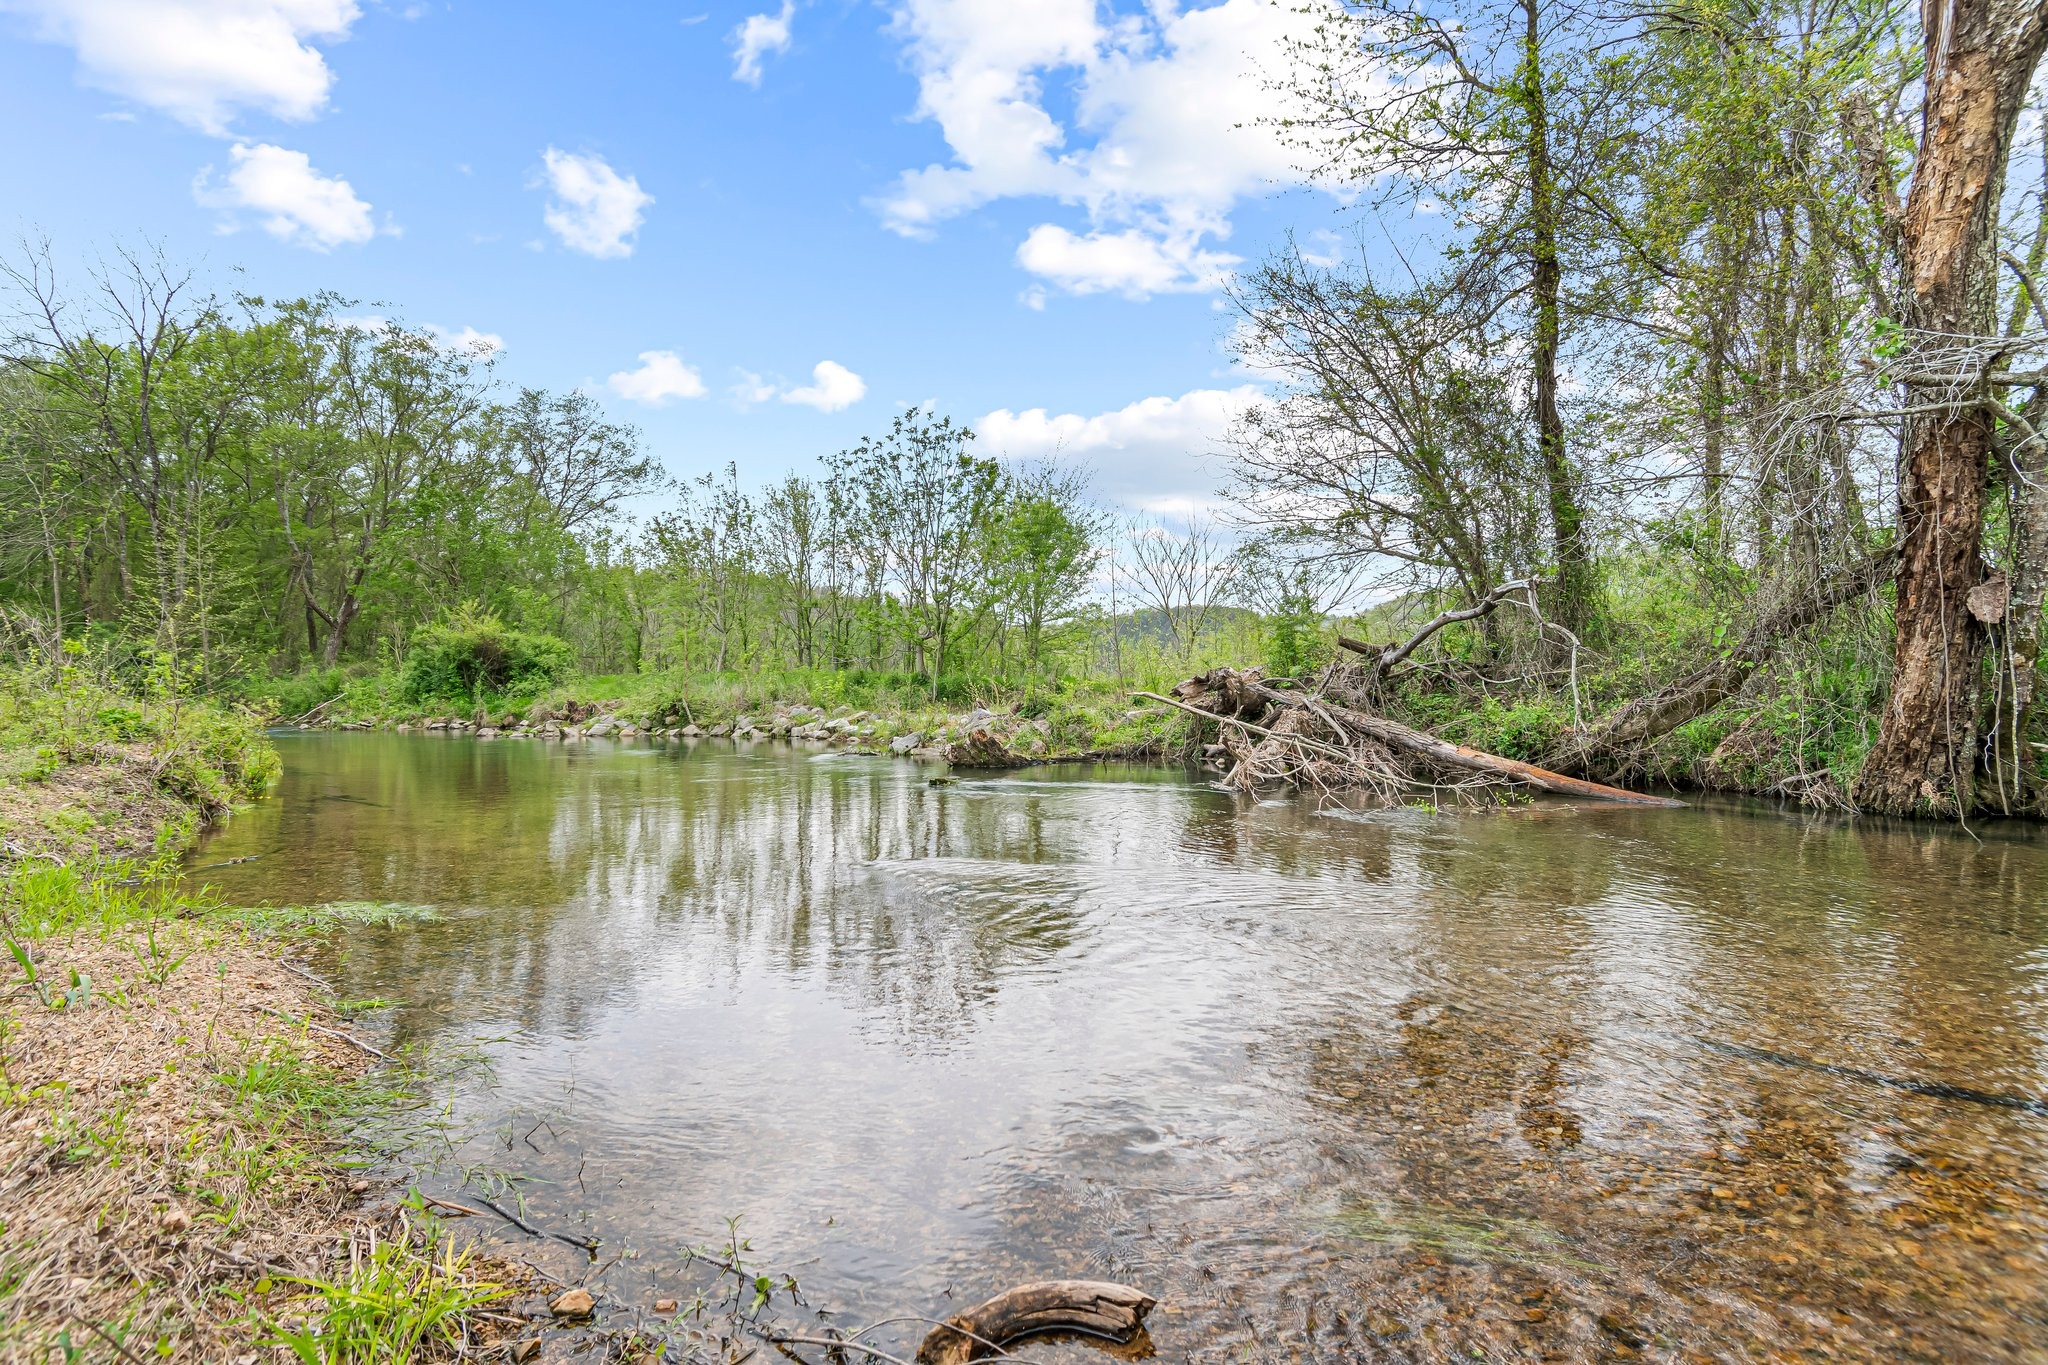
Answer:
[{"left": 4, "top": 0, "right": 2048, "bottom": 816}]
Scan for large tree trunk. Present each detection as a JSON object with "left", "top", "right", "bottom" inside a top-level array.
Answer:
[{"left": 1853, "top": 0, "right": 2048, "bottom": 817}]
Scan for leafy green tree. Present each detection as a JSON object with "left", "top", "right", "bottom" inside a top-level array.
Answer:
[
  {"left": 995, "top": 465, "right": 1099, "bottom": 672},
  {"left": 1278, "top": 0, "right": 1646, "bottom": 632},
  {"left": 832, "top": 407, "right": 1008, "bottom": 686}
]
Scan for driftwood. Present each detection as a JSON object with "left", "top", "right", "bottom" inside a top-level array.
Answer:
[
  {"left": 1156, "top": 668, "right": 1681, "bottom": 806},
  {"left": 290, "top": 694, "right": 342, "bottom": 725},
  {"left": 916, "top": 1280, "right": 1157, "bottom": 1365}
]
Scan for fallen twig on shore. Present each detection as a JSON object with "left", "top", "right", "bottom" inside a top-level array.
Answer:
[
  {"left": 251, "top": 1002, "right": 393, "bottom": 1060},
  {"left": 464, "top": 1186, "right": 602, "bottom": 1253}
]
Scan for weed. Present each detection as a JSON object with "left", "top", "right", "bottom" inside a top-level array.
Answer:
[
  {"left": 258, "top": 1222, "right": 508, "bottom": 1365},
  {"left": 129, "top": 918, "right": 191, "bottom": 985},
  {"left": 219, "top": 902, "right": 443, "bottom": 936},
  {"left": 37, "top": 1085, "right": 132, "bottom": 1168}
]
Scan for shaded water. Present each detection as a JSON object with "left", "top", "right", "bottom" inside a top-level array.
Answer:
[{"left": 191, "top": 733, "right": 2048, "bottom": 1361}]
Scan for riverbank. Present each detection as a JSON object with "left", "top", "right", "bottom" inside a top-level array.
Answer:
[
  {"left": 254, "top": 656, "right": 1950, "bottom": 811},
  {"left": 268, "top": 668, "right": 1184, "bottom": 768},
  {"left": 0, "top": 662, "right": 533, "bottom": 1362}
]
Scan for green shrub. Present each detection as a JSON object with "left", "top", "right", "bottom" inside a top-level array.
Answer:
[
  {"left": 239, "top": 667, "right": 350, "bottom": 720},
  {"left": 0, "top": 649, "right": 278, "bottom": 814},
  {"left": 399, "top": 609, "right": 574, "bottom": 704}
]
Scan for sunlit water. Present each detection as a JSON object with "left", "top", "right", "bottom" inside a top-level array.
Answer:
[{"left": 190, "top": 732, "right": 2048, "bottom": 1361}]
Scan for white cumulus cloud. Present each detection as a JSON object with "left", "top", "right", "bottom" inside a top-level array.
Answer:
[
  {"left": 878, "top": 0, "right": 1334, "bottom": 297},
  {"left": 731, "top": 0, "right": 793, "bottom": 86},
  {"left": 607, "top": 351, "right": 706, "bottom": 406},
  {"left": 193, "top": 142, "right": 375, "bottom": 250},
  {"left": 976, "top": 386, "right": 1262, "bottom": 513},
  {"left": 2, "top": 0, "right": 360, "bottom": 134},
  {"left": 781, "top": 360, "right": 866, "bottom": 412},
  {"left": 537, "top": 147, "right": 653, "bottom": 259},
  {"left": 732, "top": 361, "right": 867, "bottom": 411},
  {"left": 1016, "top": 225, "right": 1237, "bottom": 298}
]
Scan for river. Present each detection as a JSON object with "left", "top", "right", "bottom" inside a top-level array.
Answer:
[{"left": 189, "top": 731, "right": 2048, "bottom": 1362}]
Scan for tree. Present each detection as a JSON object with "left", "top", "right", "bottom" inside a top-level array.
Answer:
[
  {"left": 3, "top": 243, "right": 230, "bottom": 655},
  {"left": 832, "top": 408, "right": 1007, "bottom": 686},
  {"left": 995, "top": 465, "right": 1099, "bottom": 672},
  {"left": 259, "top": 306, "right": 491, "bottom": 667},
  {"left": 1278, "top": 0, "right": 1641, "bottom": 632},
  {"left": 1623, "top": 0, "right": 1896, "bottom": 569},
  {"left": 0, "top": 368, "right": 90, "bottom": 632},
  {"left": 1119, "top": 515, "right": 1236, "bottom": 666},
  {"left": 649, "top": 464, "right": 757, "bottom": 672},
  {"left": 498, "top": 387, "right": 656, "bottom": 538},
  {"left": 1226, "top": 253, "right": 1543, "bottom": 610},
  {"left": 757, "top": 475, "right": 829, "bottom": 667},
  {"left": 1851, "top": 0, "right": 2048, "bottom": 816}
]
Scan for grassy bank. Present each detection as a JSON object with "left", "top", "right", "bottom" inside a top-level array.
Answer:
[
  {"left": 247, "top": 664, "right": 1189, "bottom": 762},
  {"left": 243, "top": 643, "right": 1909, "bottom": 809},
  {"left": 0, "top": 657, "right": 525, "bottom": 1363}
]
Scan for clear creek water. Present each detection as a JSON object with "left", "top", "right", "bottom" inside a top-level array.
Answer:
[{"left": 189, "top": 732, "right": 2048, "bottom": 1362}]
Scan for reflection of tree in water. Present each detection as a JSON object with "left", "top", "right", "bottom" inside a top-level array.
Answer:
[
  {"left": 1172, "top": 789, "right": 1397, "bottom": 884},
  {"left": 209, "top": 739, "right": 2048, "bottom": 1358},
  {"left": 294, "top": 742, "right": 1114, "bottom": 1052}
]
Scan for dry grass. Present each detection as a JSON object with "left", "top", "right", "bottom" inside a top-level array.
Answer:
[{"left": 1, "top": 924, "right": 417, "bottom": 1361}]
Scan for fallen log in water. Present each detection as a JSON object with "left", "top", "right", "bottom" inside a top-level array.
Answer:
[
  {"left": 916, "top": 1280, "right": 1158, "bottom": 1365},
  {"left": 1147, "top": 669, "right": 1683, "bottom": 807}
]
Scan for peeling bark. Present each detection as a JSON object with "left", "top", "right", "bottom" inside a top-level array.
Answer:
[{"left": 1853, "top": 0, "right": 2048, "bottom": 816}]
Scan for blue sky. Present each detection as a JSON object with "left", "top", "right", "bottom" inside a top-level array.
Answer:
[{"left": 0, "top": 0, "right": 1358, "bottom": 514}]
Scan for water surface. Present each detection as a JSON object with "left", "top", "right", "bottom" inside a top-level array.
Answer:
[{"left": 192, "top": 733, "right": 2048, "bottom": 1361}]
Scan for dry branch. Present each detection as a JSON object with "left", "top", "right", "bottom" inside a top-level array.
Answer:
[{"left": 1338, "top": 576, "right": 1544, "bottom": 676}]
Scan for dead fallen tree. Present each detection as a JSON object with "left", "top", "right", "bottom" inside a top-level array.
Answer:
[
  {"left": 1552, "top": 547, "right": 1897, "bottom": 775},
  {"left": 1147, "top": 669, "right": 1682, "bottom": 806}
]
